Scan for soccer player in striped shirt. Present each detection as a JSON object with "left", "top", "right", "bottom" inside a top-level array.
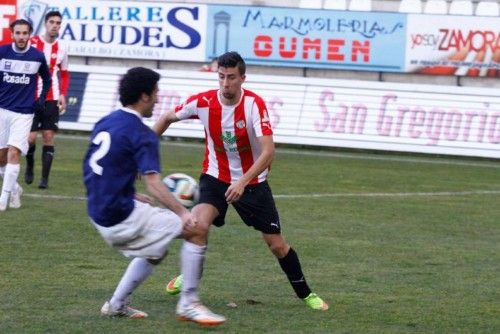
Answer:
[
  {"left": 0, "top": 19, "right": 51, "bottom": 211},
  {"left": 25, "top": 11, "right": 70, "bottom": 189},
  {"left": 154, "top": 51, "right": 328, "bottom": 312}
]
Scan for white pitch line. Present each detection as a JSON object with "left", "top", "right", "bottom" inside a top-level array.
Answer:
[
  {"left": 23, "top": 190, "right": 500, "bottom": 202},
  {"left": 62, "top": 134, "right": 500, "bottom": 169},
  {"left": 274, "top": 190, "right": 500, "bottom": 198},
  {"left": 275, "top": 149, "right": 500, "bottom": 169},
  {"left": 24, "top": 193, "right": 86, "bottom": 201}
]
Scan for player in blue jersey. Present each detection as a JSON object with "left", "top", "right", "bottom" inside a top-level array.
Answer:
[
  {"left": 0, "top": 19, "right": 51, "bottom": 211},
  {"left": 83, "top": 67, "right": 225, "bottom": 326}
]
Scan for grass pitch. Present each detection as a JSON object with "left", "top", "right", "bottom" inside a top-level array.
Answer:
[{"left": 0, "top": 134, "right": 499, "bottom": 333}]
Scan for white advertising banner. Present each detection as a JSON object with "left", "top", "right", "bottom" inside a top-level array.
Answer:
[
  {"left": 63, "top": 65, "right": 500, "bottom": 159},
  {"left": 17, "top": 0, "right": 207, "bottom": 61},
  {"left": 406, "top": 14, "right": 499, "bottom": 77}
]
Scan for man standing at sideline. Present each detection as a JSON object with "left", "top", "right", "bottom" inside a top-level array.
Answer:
[
  {"left": 0, "top": 19, "right": 51, "bottom": 211},
  {"left": 25, "top": 11, "right": 69, "bottom": 189},
  {"left": 154, "top": 51, "right": 329, "bottom": 312},
  {"left": 83, "top": 67, "right": 225, "bottom": 326}
]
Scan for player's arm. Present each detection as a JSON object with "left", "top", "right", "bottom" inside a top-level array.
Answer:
[
  {"left": 225, "top": 135, "right": 275, "bottom": 203},
  {"left": 152, "top": 110, "right": 179, "bottom": 136},
  {"left": 58, "top": 49, "right": 70, "bottom": 113},
  {"left": 142, "top": 172, "right": 196, "bottom": 227},
  {"left": 58, "top": 70, "right": 69, "bottom": 113},
  {"left": 37, "top": 57, "right": 52, "bottom": 105}
]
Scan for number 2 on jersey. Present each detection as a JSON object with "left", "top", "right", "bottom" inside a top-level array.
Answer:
[{"left": 89, "top": 131, "right": 111, "bottom": 175}]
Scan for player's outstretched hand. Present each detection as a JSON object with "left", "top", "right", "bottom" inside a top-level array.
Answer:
[
  {"left": 58, "top": 102, "right": 66, "bottom": 115},
  {"left": 225, "top": 181, "right": 245, "bottom": 203},
  {"left": 57, "top": 95, "right": 66, "bottom": 115},
  {"left": 179, "top": 211, "right": 197, "bottom": 234}
]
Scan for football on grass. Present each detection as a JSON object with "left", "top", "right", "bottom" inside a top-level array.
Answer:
[{"left": 163, "top": 173, "right": 199, "bottom": 208}]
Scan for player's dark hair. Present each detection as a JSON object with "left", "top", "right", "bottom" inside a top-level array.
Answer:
[
  {"left": 119, "top": 67, "right": 160, "bottom": 106},
  {"left": 10, "top": 19, "right": 33, "bottom": 33},
  {"left": 45, "top": 11, "right": 62, "bottom": 22},
  {"left": 218, "top": 51, "right": 246, "bottom": 75}
]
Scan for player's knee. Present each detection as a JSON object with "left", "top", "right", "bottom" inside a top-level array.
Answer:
[
  {"left": 42, "top": 133, "right": 55, "bottom": 145},
  {"left": 181, "top": 220, "right": 209, "bottom": 245},
  {"left": 7, "top": 146, "right": 21, "bottom": 163},
  {"left": 193, "top": 223, "right": 210, "bottom": 242},
  {"left": 195, "top": 228, "right": 209, "bottom": 243},
  {"left": 268, "top": 242, "right": 289, "bottom": 258}
]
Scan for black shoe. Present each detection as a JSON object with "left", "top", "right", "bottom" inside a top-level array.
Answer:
[
  {"left": 38, "top": 179, "right": 48, "bottom": 189},
  {"left": 24, "top": 169, "right": 34, "bottom": 184}
]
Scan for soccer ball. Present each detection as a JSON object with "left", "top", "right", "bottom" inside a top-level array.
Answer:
[{"left": 163, "top": 173, "right": 199, "bottom": 208}]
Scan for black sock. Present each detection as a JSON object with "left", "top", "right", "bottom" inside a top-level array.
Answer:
[
  {"left": 41, "top": 145, "right": 54, "bottom": 180},
  {"left": 278, "top": 248, "right": 311, "bottom": 299},
  {"left": 26, "top": 144, "right": 36, "bottom": 171}
]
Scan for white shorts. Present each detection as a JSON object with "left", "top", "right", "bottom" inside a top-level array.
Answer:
[
  {"left": 92, "top": 200, "right": 184, "bottom": 260},
  {"left": 0, "top": 108, "right": 34, "bottom": 155}
]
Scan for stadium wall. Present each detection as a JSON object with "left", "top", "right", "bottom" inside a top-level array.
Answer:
[
  {"left": 62, "top": 65, "right": 500, "bottom": 159},
  {"left": 8, "top": 0, "right": 498, "bottom": 88}
]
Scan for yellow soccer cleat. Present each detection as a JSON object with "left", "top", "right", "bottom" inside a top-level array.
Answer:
[
  {"left": 166, "top": 274, "right": 183, "bottom": 295},
  {"left": 303, "top": 293, "right": 329, "bottom": 311}
]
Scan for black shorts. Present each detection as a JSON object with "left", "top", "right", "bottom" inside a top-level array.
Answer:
[
  {"left": 31, "top": 100, "right": 59, "bottom": 131},
  {"left": 199, "top": 174, "right": 281, "bottom": 234}
]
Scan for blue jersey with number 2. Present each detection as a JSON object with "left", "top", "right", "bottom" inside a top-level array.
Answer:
[{"left": 83, "top": 109, "right": 161, "bottom": 227}]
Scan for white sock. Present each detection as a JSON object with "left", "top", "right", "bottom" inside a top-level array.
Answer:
[
  {"left": 179, "top": 241, "right": 206, "bottom": 308},
  {"left": 0, "top": 166, "right": 19, "bottom": 192},
  {"left": 109, "top": 257, "right": 154, "bottom": 310},
  {"left": 0, "top": 163, "right": 20, "bottom": 200}
]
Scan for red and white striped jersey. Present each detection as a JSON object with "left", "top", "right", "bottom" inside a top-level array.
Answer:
[
  {"left": 30, "top": 35, "right": 69, "bottom": 100},
  {"left": 175, "top": 88, "right": 273, "bottom": 184}
]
